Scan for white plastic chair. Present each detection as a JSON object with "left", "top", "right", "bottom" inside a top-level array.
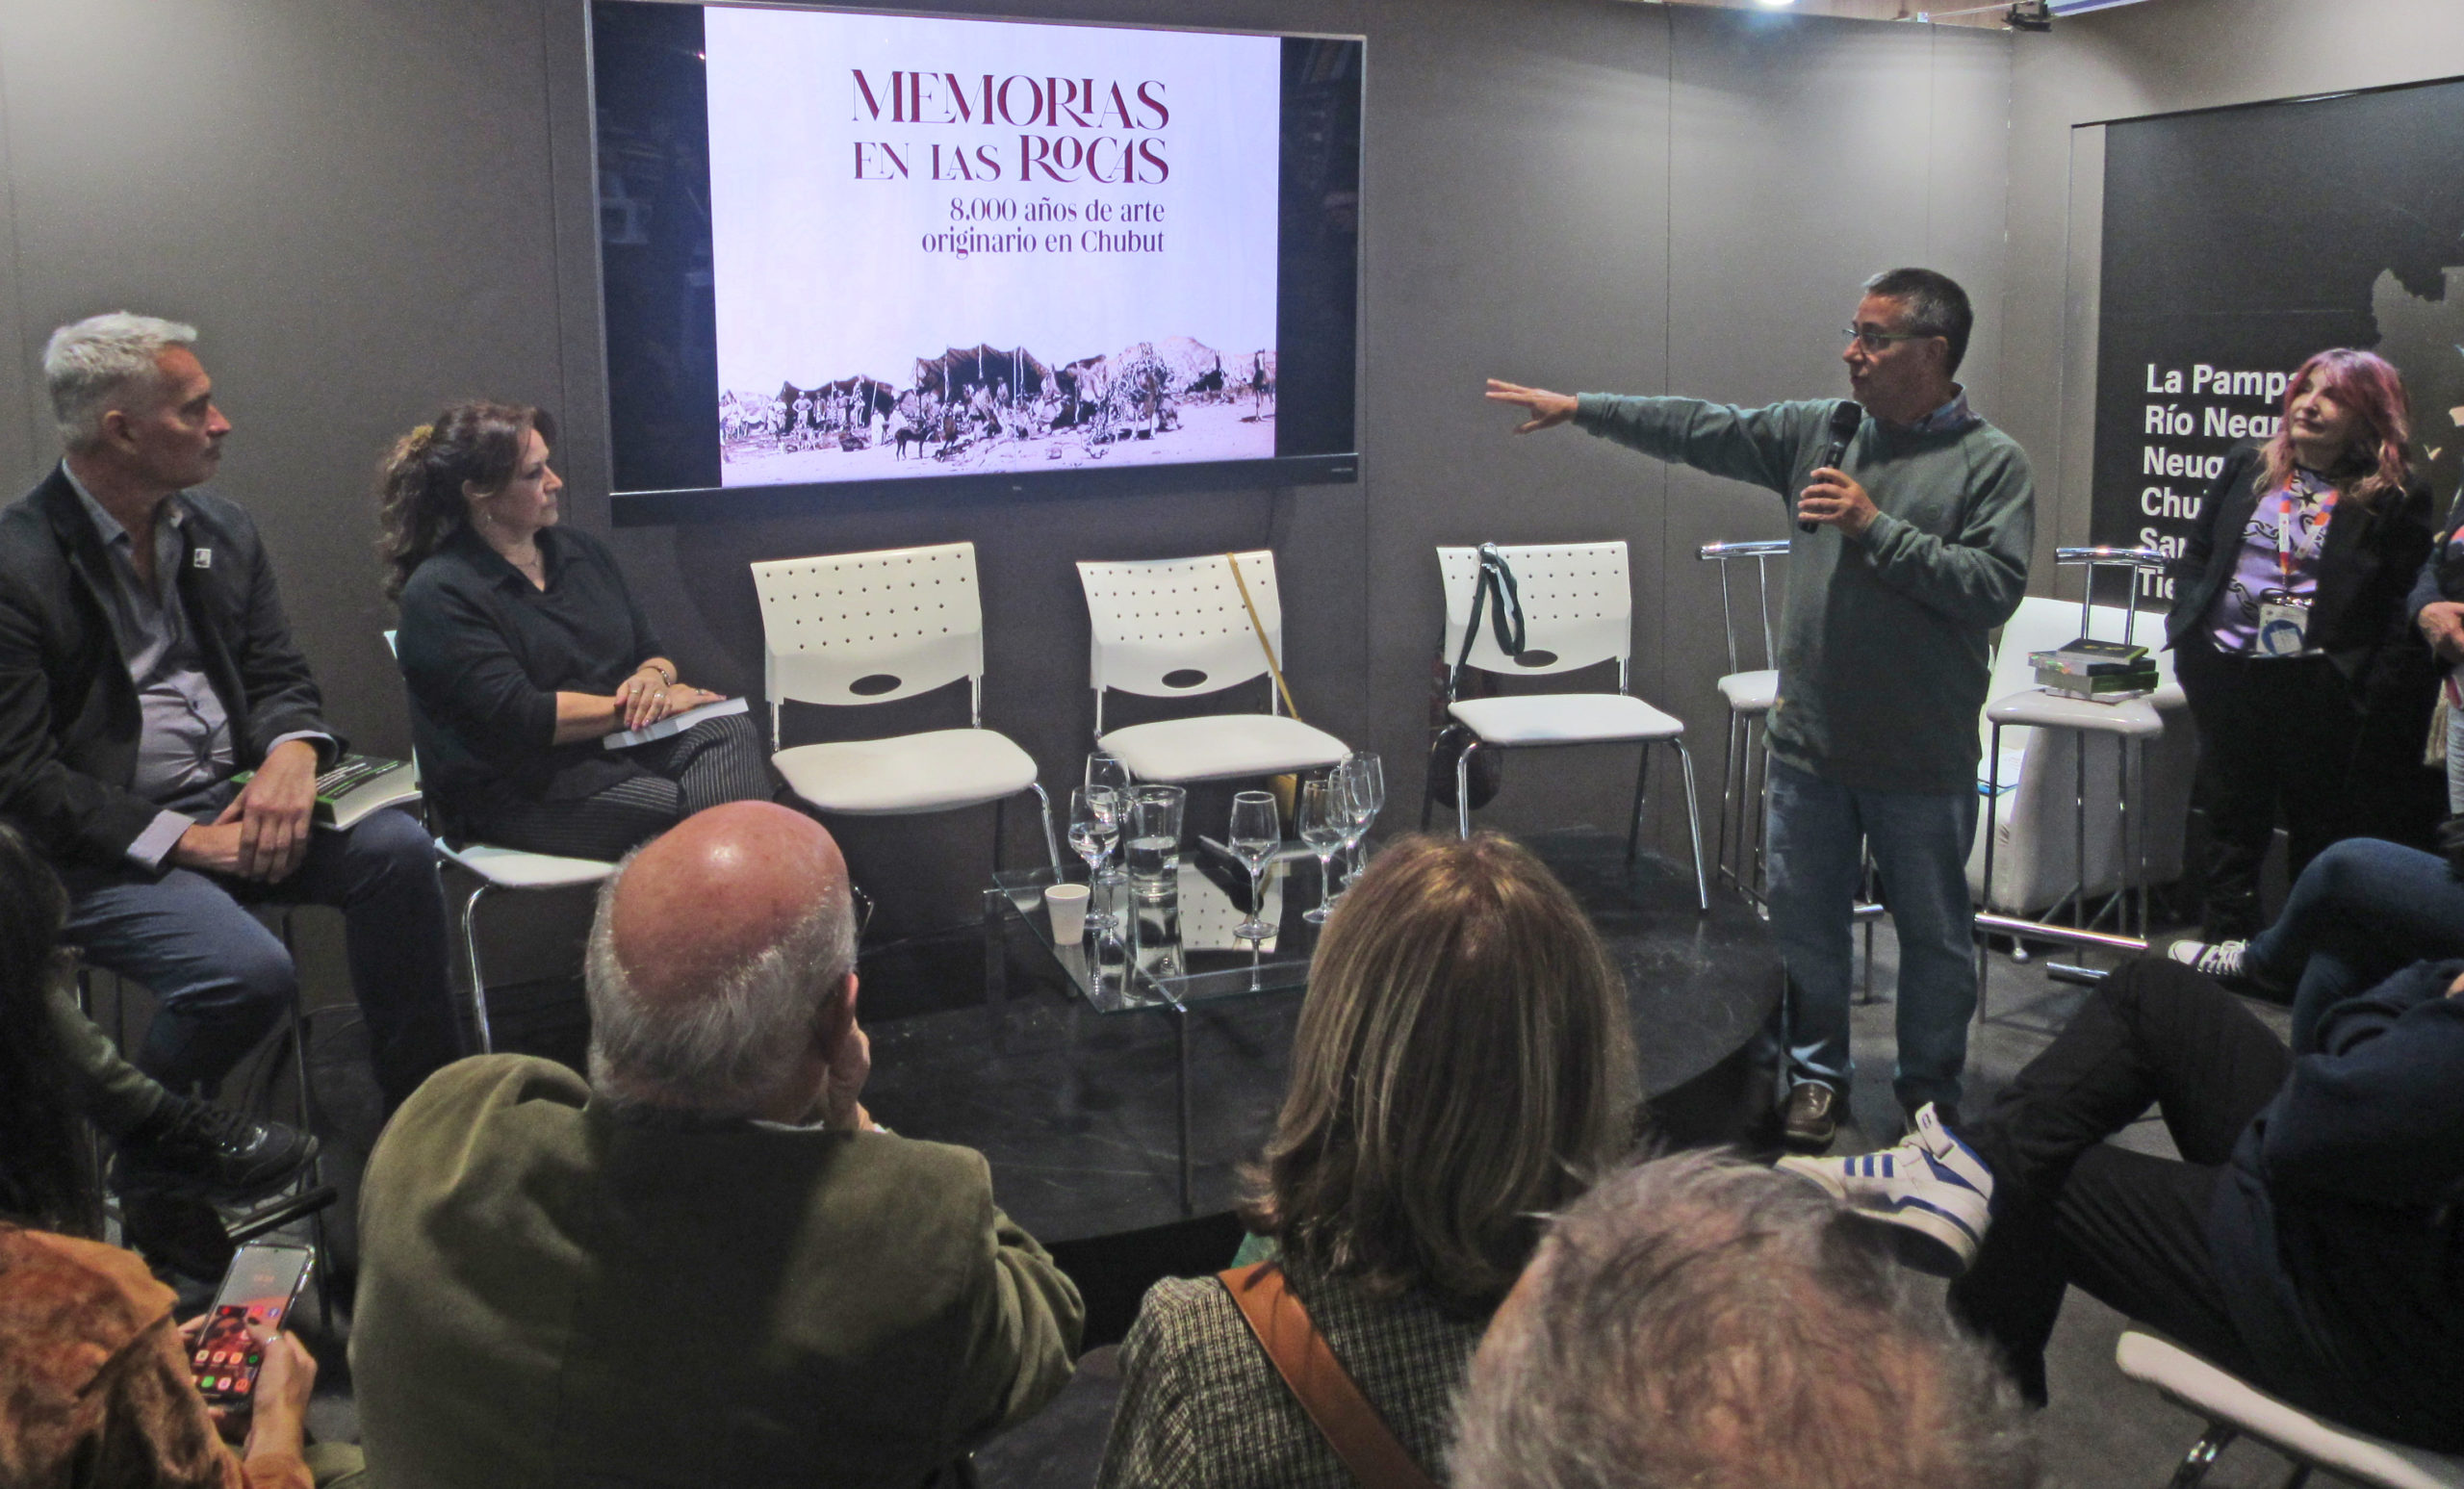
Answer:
[
  {"left": 384, "top": 630, "right": 614, "bottom": 1054},
  {"left": 1432, "top": 542, "right": 1707, "bottom": 911},
  {"left": 1075, "top": 551, "right": 1349, "bottom": 783},
  {"left": 2116, "top": 1331, "right": 2464, "bottom": 1489},
  {"left": 753, "top": 542, "right": 1059, "bottom": 868}
]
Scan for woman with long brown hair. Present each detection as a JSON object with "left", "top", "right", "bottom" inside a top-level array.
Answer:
[
  {"left": 1098, "top": 833, "right": 1641, "bottom": 1487},
  {"left": 2164, "top": 348, "right": 2437, "bottom": 947},
  {"left": 381, "top": 402, "right": 769, "bottom": 860}
]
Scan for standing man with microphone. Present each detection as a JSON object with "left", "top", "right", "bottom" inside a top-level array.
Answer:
[{"left": 1486, "top": 269, "right": 2034, "bottom": 1152}]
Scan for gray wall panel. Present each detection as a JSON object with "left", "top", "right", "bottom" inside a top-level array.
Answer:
[
  {"left": 1998, "top": 0, "right": 2464, "bottom": 592},
  {"left": 0, "top": 0, "right": 567, "bottom": 762},
  {"left": 0, "top": 0, "right": 2017, "bottom": 934}
]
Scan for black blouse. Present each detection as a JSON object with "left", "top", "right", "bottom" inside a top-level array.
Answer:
[{"left": 396, "top": 524, "right": 664, "bottom": 828}]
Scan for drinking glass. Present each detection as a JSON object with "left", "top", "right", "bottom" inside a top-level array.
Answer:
[
  {"left": 1297, "top": 778, "right": 1348, "bottom": 924},
  {"left": 1067, "top": 786, "right": 1122, "bottom": 935},
  {"left": 1338, "top": 752, "right": 1383, "bottom": 887},
  {"left": 1085, "top": 754, "right": 1133, "bottom": 897},
  {"left": 1126, "top": 784, "right": 1186, "bottom": 901},
  {"left": 1228, "top": 790, "right": 1281, "bottom": 943},
  {"left": 1085, "top": 752, "right": 1131, "bottom": 795}
]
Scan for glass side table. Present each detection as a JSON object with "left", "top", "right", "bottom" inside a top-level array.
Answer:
[{"left": 985, "top": 841, "right": 1328, "bottom": 1213}]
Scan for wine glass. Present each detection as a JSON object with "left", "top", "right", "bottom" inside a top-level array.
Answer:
[
  {"left": 1084, "top": 754, "right": 1132, "bottom": 894},
  {"left": 1085, "top": 752, "right": 1131, "bottom": 795},
  {"left": 1338, "top": 752, "right": 1383, "bottom": 886},
  {"left": 1068, "top": 786, "right": 1122, "bottom": 936},
  {"left": 1228, "top": 790, "right": 1281, "bottom": 943},
  {"left": 1297, "top": 777, "right": 1348, "bottom": 925}
]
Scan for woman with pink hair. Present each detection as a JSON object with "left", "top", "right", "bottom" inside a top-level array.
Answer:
[{"left": 2164, "top": 348, "right": 2436, "bottom": 944}]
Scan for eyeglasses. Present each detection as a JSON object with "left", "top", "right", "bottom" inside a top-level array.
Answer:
[
  {"left": 850, "top": 884, "right": 877, "bottom": 947},
  {"left": 1842, "top": 324, "right": 1938, "bottom": 352}
]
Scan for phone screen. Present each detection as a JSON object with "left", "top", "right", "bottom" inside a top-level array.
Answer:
[{"left": 191, "top": 1245, "right": 313, "bottom": 1405}]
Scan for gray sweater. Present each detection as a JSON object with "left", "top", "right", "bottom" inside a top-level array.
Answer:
[{"left": 1576, "top": 395, "right": 2036, "bottom": 795}]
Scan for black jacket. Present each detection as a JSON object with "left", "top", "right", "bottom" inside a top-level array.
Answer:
[
  {"left": 2208, "top": 957, "right": 2464, "bottom": 1450},
  {"left": 0, "top": 465, "right": 335, "bottom": 871},
  {"left": 2166, "top": 442, "right": 2435, "bottom": 699}
]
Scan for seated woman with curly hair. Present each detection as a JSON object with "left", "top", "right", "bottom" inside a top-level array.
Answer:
[
  {"left": 1098, "top": 833, "right": 1642, "bottom": 1488},
  {"left": 381, "top": 403, "right": 771, "bottom": 860}
]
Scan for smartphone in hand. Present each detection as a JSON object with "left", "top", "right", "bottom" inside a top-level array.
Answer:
[{"left": 190, "top": 1244, "right": 314, "bottom": 1408}]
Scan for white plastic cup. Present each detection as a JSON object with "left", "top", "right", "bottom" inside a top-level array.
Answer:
[{"left": 1044, "top": 883, "right": 1091, "bottom": 941}]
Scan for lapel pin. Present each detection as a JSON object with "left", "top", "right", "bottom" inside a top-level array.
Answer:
[{"left": 192, "top": 549, "right": 212, "bottom": 569}]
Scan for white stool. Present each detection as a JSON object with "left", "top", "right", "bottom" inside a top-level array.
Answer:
[
  {"left": 1696, "top": 539, "right": 1786, "bottom": 907},
  {"left": 2116, "top": 1331, "right": 2464, "bottom": 1489}
]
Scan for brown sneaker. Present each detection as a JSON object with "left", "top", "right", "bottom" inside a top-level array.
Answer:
[{"left": 1781, "top": 1081, "right": 1842, "bottom": 1153}]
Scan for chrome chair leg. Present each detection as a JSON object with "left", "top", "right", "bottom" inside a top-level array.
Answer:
[
  {"left": 1977, "top": 720, "right": 2003, "bottom": 1021},
  {"left": 1456, "top": 740, "right": 1479, "bottom": 839},
  {"left": 1626, "top": 742, "right": 1652, "bottom": 865},
  {"left": 1672, "top": 738, "right": 1708, "bottom": 911},
  {"left": 461, "top": 882, "right": 498, "bottom": 1056},
  {"left": 1024, "top": 781, "right": 1064, "bottom": 874},
  {"left": 2166, "top": 1425, "right": 2236, "bottom": 1488}
]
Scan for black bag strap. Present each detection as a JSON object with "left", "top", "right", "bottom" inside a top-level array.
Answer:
[{"left": 1446, "top": 544, "right": 1526, "bottom": 704}]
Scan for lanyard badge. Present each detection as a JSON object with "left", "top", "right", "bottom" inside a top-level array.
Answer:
[{"left": 2257, "top": 474, "right": 2332, "bottom": 657}]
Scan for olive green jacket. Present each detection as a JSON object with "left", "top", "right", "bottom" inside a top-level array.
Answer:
[{"left": 350, "top": 1056, "right": 1083, "bottom": 1488}]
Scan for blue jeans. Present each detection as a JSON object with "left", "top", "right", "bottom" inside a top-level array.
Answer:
[
  {"left": 2243, "top": 835, "right": 2464, "bottom": 1051},
  {"left": 63, "top": 806, "right": 461, "bottom": 1113},
  {"left": 1765, "top": 759, "right": 1979, "bottom": 1113}
]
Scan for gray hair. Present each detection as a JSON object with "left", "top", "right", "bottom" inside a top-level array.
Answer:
[
  {"left": 581, "top": 846, "right": 859, "bottom": 1117},
  {"left": 1451, "top": 1151, "right": 2038, "bottom": 1489},
  {"left": 41, "top": 313, "right": 200, "bottom": 452},
  {"left": 1863, "top": 267, "right": 1975, "bottom": 377}
]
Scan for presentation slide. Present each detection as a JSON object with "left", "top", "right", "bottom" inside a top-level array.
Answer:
[{"left": 703, "top": 11, "right": 1285, "bottom": 490}]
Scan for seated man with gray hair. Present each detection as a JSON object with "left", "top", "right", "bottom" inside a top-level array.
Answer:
[
  {"left": 1451, "top": 1152, "right": 2037, "bottom": 1489},
  {"left": 0, "top": 310, "right": 457, "bottom": 1271},
  {"left": 349, "top": 801, "right": 1084, "bottom": 1487}
]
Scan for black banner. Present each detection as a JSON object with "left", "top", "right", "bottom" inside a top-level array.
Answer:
[{"left": 2092, "top": 78, "right": 2464, "bottom": 604}]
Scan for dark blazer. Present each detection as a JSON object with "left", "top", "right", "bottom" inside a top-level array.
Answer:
[
  {"left": 2166, "top": 441, "right": 2435, "bottom": 698},
  {"left": 0, "top": 464, "right": 334, "bottom": 871}
]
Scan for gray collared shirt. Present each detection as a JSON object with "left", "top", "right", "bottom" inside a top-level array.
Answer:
[{"left": 63, "top": 464, "right": 325, "bottom": 869}]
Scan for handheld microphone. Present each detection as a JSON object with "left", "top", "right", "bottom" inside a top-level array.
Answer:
[{"left": 1800, "top": 400, "right": 1865, "bottom": 534}]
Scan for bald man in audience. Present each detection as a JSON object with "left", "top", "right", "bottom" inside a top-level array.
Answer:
[{"left": 349, "top": 802, "right": 1084, "bottom": 1488}]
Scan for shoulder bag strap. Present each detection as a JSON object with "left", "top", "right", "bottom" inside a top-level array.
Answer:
[
  {"left": 1447, "top": 545, "right": 1526, "bottom": 704},
  {"left": 1218, "top": 1262, "right": 1440, "bottom": 1489}
]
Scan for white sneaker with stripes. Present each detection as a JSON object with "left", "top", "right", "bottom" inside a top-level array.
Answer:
[
  {"left": 1777, "top": 1103, "right": 1995, "bottom": 1274},
  {"left": 2167, "top": 938, "right": 2248, "bottom": 981}
]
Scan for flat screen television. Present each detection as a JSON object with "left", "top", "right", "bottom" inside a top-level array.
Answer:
[{"left": 590, "top": 2, "right": 1363, "bottom": 524}]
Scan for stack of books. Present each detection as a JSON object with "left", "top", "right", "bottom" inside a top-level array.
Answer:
[{"left": 2029, "top": 637, "right": 2159, "bottom": 702}]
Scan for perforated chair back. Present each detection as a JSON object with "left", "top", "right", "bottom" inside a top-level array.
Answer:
[
  {"left": 753, "top": 544, "right": 986, "bottom": 716},
  {"left": 1078, "top": 551, "right": 1284, "bottom": 704},
  {"left": 1437, "top": 542, "right": 1631, "bottom": 679}
]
